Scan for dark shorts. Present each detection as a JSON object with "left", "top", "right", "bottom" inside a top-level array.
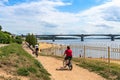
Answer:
[{"left": 64, "top": 56, "right": 72, "bottom": 60}]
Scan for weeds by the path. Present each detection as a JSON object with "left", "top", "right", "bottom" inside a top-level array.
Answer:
[{"left": 73, "top": 58, "right": 120, "bottom": 80}]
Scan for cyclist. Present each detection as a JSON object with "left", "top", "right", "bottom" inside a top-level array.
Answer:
[{"left": 63, "top": 46, "right": 72, "bottom": 68}]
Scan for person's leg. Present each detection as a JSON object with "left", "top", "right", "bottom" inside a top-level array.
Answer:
[
  {"left": 63, "top": 57, "right": 68, "bottom": 68},
  {"left": 35, "top": 50, "right": 38, "bottom": 57},
  {"left": 66, "top": 56, "right": 70, "bottom": 65},
  {"left": 67, "top": 56, "right": 72, "bottom": 65}
]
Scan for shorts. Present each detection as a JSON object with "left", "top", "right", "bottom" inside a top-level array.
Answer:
[{"left": 64, "top": 56, "right": 72, "bottom": 61}]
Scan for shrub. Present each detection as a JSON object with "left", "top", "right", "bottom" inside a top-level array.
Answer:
[
  {"left": 17, "top": 68, "right": 29, "bottom": 76},
  {"left": 0, "top": 31, "right": 11, "bottom": 43},
  {"left": 27, "top": 67, "right": 37, "bottom": 73},
  {"left": 15, "top": 36, "right": 23, "bottom": 44}
]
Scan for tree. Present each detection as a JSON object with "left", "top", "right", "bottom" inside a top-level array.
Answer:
[
  {"left": 25, "top": 33, "right": 37, "bottom": 47},
  {"left": 0, "top": 25, "right": 2, "bottom": 31},
  {"left": 15, "top": 36, "right": 23, "bottom": 44},
  {"left": 0, "top": 26, "right": 23, "bottom": 44},
  {"left": 3, "top": 31, "right": 11, "bottom": 35},
  {"left": 0, "top": 31, "right": 12, "bottom": 44}
]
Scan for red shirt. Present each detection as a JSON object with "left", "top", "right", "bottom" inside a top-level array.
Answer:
[{"left": 64, "top": 49, "right": 72, "bottom": 57}]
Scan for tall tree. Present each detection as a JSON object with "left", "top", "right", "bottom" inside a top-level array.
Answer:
[
  {"left": 0, "top": 25, "right": 2, "bottom": 31},
  {"left": 25, "top": 33, "right": 37, "bottom": 47}
]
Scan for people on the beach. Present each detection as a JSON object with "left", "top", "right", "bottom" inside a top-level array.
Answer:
[{"left": 63, "top": 46, "right": 72, "bottom": 67}]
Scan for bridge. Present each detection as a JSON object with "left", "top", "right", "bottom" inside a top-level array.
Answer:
[{"left": 32, "top": 34, "right": 120, "bottom": 42}]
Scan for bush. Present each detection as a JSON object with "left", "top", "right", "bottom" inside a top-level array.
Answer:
[
  {"left": 15, "top": 36, "right": 23, "bottom": 44},
  {"left": 0, "top": 30, "right": 23, "bottom": 44},
  {"left": 17, "top": 68, "right": 29, "bottom": 76},
  {"left": 27, "top": 67, "right": 37, "bottom": 73},
  {"left": 0, "top": 31, "right": 12, "bottom": 44}
]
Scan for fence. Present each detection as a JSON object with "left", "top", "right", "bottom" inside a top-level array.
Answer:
[{"left": 40, "top": 43, "right": 120, "bottom": 65}]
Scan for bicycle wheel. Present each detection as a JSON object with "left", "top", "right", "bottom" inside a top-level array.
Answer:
[{"left": 68, "top": 62, "right": 73, "bottom": 70}]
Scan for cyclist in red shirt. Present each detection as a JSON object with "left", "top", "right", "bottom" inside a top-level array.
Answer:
[{"left": 63, "top": 46, "right": 72, "bottom": 67}]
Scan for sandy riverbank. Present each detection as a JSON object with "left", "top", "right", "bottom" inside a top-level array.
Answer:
[{"left": 38, "top": 42, "right": 63, "bottom": 50}]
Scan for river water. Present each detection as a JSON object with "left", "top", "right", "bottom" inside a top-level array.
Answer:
[{"left": 39, "top": 39, "right": 120, "bottom": 60}]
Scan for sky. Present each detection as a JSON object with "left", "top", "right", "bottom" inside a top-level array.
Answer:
[{"left": 0, "top": 0, "right": 120, "bottom": 35}]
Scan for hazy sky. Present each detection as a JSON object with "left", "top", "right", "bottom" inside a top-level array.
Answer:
[{"left": 0, "top": 0, "right": 120, "bottom": 35}]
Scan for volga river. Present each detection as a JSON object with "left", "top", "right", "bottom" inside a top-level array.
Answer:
[{"left": 39, "top": 39, "right": 120, "bottom": 60}]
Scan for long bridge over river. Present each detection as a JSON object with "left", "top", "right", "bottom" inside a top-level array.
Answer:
[{"left": 32, "top": 34, "right": 120, "bottom": 42}]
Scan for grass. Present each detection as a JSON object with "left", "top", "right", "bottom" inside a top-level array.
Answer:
[
  {"left": 0, "top": 43, "right": 51, "bottom": 80},
  {"left": 74, "top": 58, "right": 120, "bottom": 80},
  {"left": 40, "top": 52, "right": 120, "bottom": 80},
  {"left": 72, "top": 57, "right": 120, "bottom": 80},
  {"left": 17, "top": 68, "right": 29, "bottom": 76}
]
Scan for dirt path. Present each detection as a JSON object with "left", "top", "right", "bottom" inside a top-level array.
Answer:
[
  {"left": 39, "top": 56, "right": 106, "bottom": 80},
  {"left": 0, "top": 44, "right": 8, "bottom": 47},
  {"left": 23, "top": 44, "right": 106, "bottom": 80}
]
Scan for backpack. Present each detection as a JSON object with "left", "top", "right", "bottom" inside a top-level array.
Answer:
[{"left": 36, "top": 47, "right": 39, "bottom": 51}]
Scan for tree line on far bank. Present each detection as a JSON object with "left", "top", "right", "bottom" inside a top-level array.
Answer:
[{"left": 0, "top": 25, "right": 22, "bottom": 44}]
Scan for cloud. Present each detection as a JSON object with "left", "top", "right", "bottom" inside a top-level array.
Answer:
[
  {"left": 0, "top": 0, "right": 8, "bottom": 6},
  {"left": 41, "top": 21, "right": 58, "bottom": 28},
  {"left": 0, "top": 0, "right": 73, "bottom": 34},
  {"left": 0, "top": 0, "right": 120, "bottom": 34},
  {"left": 102, "top": 6, "right": 120, "bottom": 22},
  {"left": 75, "top": 0, "right": 120, "bottom": 33},
  {"left": 0, "top": 0, "right": 8, "bottom": 3}
]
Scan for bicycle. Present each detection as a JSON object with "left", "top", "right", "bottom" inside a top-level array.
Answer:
[{"left": 63, "top": 58, "right": 73, "bottom": 70}]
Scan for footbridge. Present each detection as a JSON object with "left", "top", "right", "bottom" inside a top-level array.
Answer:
[{"left": 32, "top": 34, "right": 120, "bottom": 42}]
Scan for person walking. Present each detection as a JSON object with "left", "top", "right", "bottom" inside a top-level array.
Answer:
[{"left": 35, "top": 44, "right": 39, "bottom": 57}]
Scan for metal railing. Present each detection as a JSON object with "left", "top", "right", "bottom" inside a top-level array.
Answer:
[{"left": 40, "top": 43, "right": 120, "bottom": 64}]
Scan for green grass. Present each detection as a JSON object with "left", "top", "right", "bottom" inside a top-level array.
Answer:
[
  {"left": 0, "top": 43, "right": 51, "bottom": 80},
  {"left": 73, "top": 58, "right": 120, "bottom": 80},
  {"left": 27, "top": 66, "right": 37, "bottom": 73},
  {"left": 17, "top": 68, "right": 29, "bottom": 76}
]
